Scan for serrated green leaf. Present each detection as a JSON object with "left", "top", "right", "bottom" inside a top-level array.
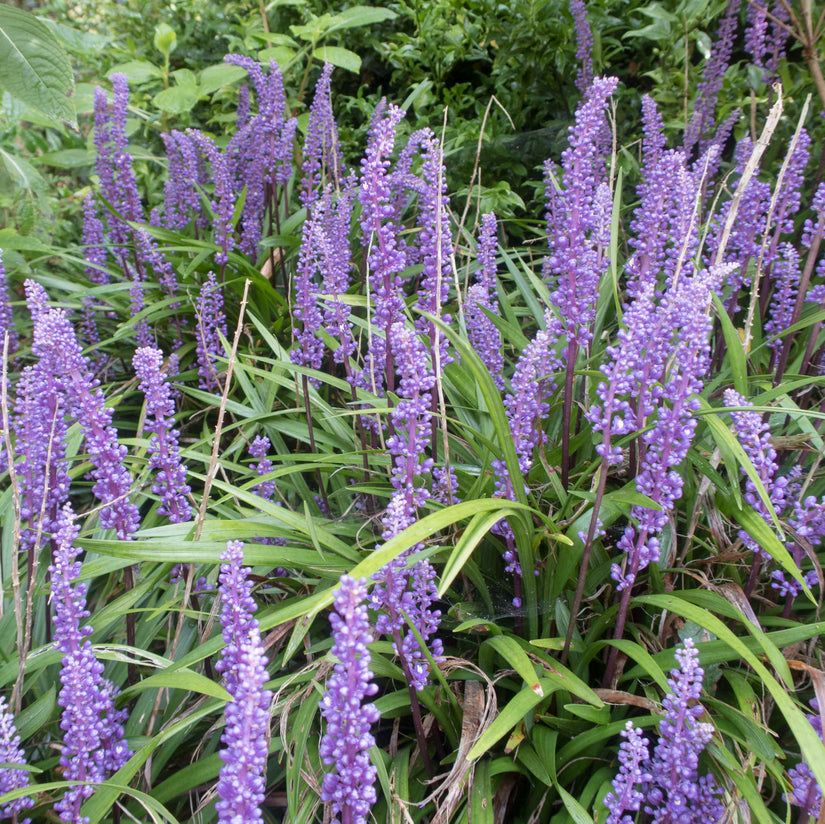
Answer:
[{"left": 0, "top": 5, "right": 75, "bottom": 125}]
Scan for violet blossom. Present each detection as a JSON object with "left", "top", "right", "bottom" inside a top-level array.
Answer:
[
  {"left": 215, "top": 541, "right": 272, "bottom": 824},
  {"left": 569, "top": 0, "right": 594, "bottom": 93},
  {"left": 357, "top": 102, "right": 407, "bottom": 398},
  {"left": 371, "top": 323, "right": 443, "bottom": 690},
  {"left": 301, "top": 63, "right": 343, "bottom": 208},
  {"left": 603, "top": 639, "right": 723, "bottom": 824},
  {"left": 51, "top": 503, "right": 131, "bottom": 823},
  {"left": 0, "top": 695, "right": 34, "bottom": 821},
  {"left": 195, "top": 272, "right": 228, "bottom": 392},
  {"left": 28, "top": 289, "right": 139, "bottom": 540},
  {"left": 133, "top": 347, "right": 192, "bottom": 523},
  {"left": 319, "top": 575, "right": 380, "bottom": 824}
]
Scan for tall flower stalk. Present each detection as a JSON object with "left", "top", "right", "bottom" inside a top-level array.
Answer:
[
  {"left": 215, "top": 541, "right": 272, "bottom": 823},
  {"left": 51, "top": 503, "right": 131, "bottom": 823},
  {"left": 319, "top": 575, "right": 380, "bottom": 824}
]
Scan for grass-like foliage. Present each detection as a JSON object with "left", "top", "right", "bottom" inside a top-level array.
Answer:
[{"left": 1, "top": 4, "right": 825, "bottom": 823}]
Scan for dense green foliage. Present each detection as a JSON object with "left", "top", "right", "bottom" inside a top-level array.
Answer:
[{"left": 1, "top": 1, "right": 825, "bottom": 823}]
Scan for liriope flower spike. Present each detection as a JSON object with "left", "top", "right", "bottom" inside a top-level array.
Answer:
[
  {"left": 0, "top": 696, "right": 34, "bottom": 821},
  {"left": 215, "top": 541, "right": 272, "bottom": 823},
  {"left": 319, "top": 575, "right": 380, "bottom": 824},
  {"left": 51, "top": 503, "right": 131, "bottom": 823},
  {"left": 133, "top": 347, "right": 192, "bottom": 523}
]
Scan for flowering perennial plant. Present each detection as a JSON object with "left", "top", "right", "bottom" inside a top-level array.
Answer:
[
  {"left": 215, "top": 541, "right": 272, "bottom": 823},
  {"left": 0, "top": 696, "right": 33, "bottom": 821},
  {"left": 29, "top": 292, "right": 139, "bottom": 539},
  {"left": 465, "top": 212, "right": 504, "bottom": 389},
  {"left": 301, "top": 63, "right": 343, "bottom": 208},
  {"left": 195, "top": 272, "right": 228, "bottom": 392},
  {"left": 51, "top": 503, "right": 131, "bottom": 823},
  {"left": 319, "top": 575, "right": 380, "bottom": 824},
  {"left": 604, "top": 640, "right": 723, "bottom": 824},
  {"left": 133, "top": 347, "right": 192, "bottom": 523}
]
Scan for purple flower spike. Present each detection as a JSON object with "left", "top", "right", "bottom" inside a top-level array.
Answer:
[
  {"left": 604, "top": 722, "right": 650, "bottom": 824},
  {"left": 319, "top": 575, "right": 380, "bottom": 824},
  {"left": 0, "top": 695, "right": 34, "bottom": 821},
  {"left": 215, "top": 541, "right": 272, "bottom": 824},
  {"left": 602, "top": 640, "right": 723, "bottom": 824},
  {"left": 13, "top": 364, "right": 71, "bottom": 551},
  {"left": 684, "top": 1, "right": 738, "bottom": 154},
  {"left": 569, "top": 0, "right": 594, "bottom": 93},
  {"left": 249, "top": 436, "right": 276, "bottom": 501},
  {"left": 301, "top": 63, "right": 343, "bottom": 208},
  {"left": 645, "top": 640, "right": 723, "bottom": 822},
  {"left": 30, "top": 295, "right": 139, "bottom": 540},
  {"left": 357, "top": 102, "right": 407, "bottom": 396},
  {"left": 195, "top": 272, "right": 228, "bottom": 392},
  {"left": 188, "top": 132, "right": 236, "bottom": 266},
  {"left": 0, "top": 250, "right": 18, "bottom": 356},
  {"left": 465, "top": 213, "right": 504, "bottom": 390},
  {"left": 51, "top": 503, "right": 131, "bottom": 823},
  {"left": 133, "top": 347, "right": 192, "bottom": 523}
]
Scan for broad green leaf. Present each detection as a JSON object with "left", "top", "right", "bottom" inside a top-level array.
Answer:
[
  {"left": 471, "top": 759, "right": 495, "bottom": 823},
  {"left": 325, "top": 5, "right": 397, "bottom": 34},
  {"left": 153, "top": 84, "right": 200, "bottom": 114},
  {"left": 0, "top": 5, "right": 75, "bottom": 125},
  {"left": 34, "top": 148, "right": 94, "bottom": 168},
  {"left": 109, "top": 60, "right": 163, "bottom": 85},
  {"left": 120, "top": 669, "right": 230, "bottom": 702},
  {"left": 199, "top": 63, "right": 248, "bottom": 95},
  {"left": 313, "top": 45, "right": 361, "bottom": 72},
  {"left": 558, "top": 784, "right": 595, "bottom": 824},
  {"left": 258, "top": 46, "right": 297, "bottom": 65},
  {"left": 711, "top": 292, "right": 748, "bottom": 395},
  {"left": 439, "top": 509, "right": 508, "bottom": 596},
  {"left": 15, "top": 686, "right": 55, "bottom": 741},
  {"left": 41, "top": 19, "right": 110, "bottom": 55}
]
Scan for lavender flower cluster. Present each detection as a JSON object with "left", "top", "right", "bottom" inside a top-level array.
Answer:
[
  {"left": 51, "top": 503, "right": 131, "bottom": 822},
  {"left": 215, "top": 541, "right": 272, "bottom": 823},
  {"left": 604, "top": 639, "right": 723, "bottom": 824},
  {"left": 319, "top": 575, "right": 380, "bottom": 824}
]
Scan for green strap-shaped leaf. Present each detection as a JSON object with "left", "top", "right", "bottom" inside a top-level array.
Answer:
[
  {"left": 0, "top": 6, "right": 75, "bottom": 125},
  {"left": 485, "top": 636, "right": 544, "bottom": 696},
  {"left": 467, "top": 682, "right": 550, "bottom": 760}
]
